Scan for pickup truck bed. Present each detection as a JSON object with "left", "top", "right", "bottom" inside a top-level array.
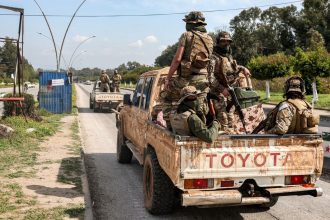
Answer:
[{"left": 116, "top": 67, "right": 323, "bottom": 214}]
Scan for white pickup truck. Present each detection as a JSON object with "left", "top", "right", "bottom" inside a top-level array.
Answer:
[
  {"left": 89, "top": 80, "right": 123, "bottom": 112},
  {"left": 117, "top": 67, "right": 324, "bottom": 215}
]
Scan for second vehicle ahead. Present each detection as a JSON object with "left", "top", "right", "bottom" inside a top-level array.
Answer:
[{"left": 89, "top": 80, "right": 123, "bottom": 112}]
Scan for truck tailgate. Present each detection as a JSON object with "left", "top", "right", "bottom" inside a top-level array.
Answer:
[
  {"left": 180, "top": 135, "right": 323, "bottom": 179},
  {"left": 95, "top": 93, "right": 123, "bottom": 102}
]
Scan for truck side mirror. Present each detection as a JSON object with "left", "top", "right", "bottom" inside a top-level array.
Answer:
[{"left": 123, "top": 94, "right": 132, "bottom": 106}]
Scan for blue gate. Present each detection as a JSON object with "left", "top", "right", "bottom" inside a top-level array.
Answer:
[{"left": 39, "top": 72, "right": 72, "bottom": 114}]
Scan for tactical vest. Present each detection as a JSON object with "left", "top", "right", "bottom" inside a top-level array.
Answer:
[
  {"left": 169, "top": 110, "right": 194, "bottom": 136},
  {"left": 100, "top": 74, "right": 109, "bottom": 83},
  {"left": 180, "top": 31, "right": 213, "bottom": 78},
  {"left": 264, "top": 99, "right": 319, "bottom": 134},
  {"left": 219, "top": 56, "right": 240, "bottom": 86}
]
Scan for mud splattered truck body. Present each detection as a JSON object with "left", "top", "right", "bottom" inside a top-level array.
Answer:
[{"left": 116, "top": 67, "right": 323, "bottom": 214}]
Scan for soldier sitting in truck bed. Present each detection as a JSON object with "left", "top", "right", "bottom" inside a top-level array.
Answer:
[{"left": 170, "top": 86, "right": 219, "bottom": 143}]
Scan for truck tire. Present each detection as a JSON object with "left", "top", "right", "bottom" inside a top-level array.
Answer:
[
  {"left": 257, "top": 196, "right": 278, "bottom": 208},
  {"left": 143, "top": 149, "right": 175, "bottom": 215},
  {"left": 93, "top": 100, "right": 98, "bottom": 112},
  {"left": 89, "top": 97, "right": 93, "bottom": 109},
  {"left": 117, "top": 122, "right": 132, "bottom": 163}
]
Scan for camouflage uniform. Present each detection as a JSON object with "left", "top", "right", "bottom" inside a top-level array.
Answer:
[
  {"left": 170, "top": 86, "right": 219, "bottom": 143},
  {"left": 208, "top": 31, "right": 250, "bottom": 130},
  {"left": 264, "top": 77, "right": 319, "bottom": 134},
  {"left": 99, "top": 71, "right": 110, "bottom": 92},
  {"left": 162, "top": 11, "right": 213, "bottom": 126},
  {"left": 111, "top": 71, "right": 122, "bottom": 92}
]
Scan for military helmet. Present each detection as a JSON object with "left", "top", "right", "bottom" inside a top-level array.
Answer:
[
  {"left": 114, "top": 70, "right": 118, "bottom": 74},
  {"left": 284, "top": 76, "right": 306, "bottom": 94},
  {"left": 101, "top": 70, "right": 106, "bottom": 74},
  {"left": 183, "top": 11, "right": 207, "bottom": 25},
  {"left": 216, "top": 31, "right": 232, "bottom": 44}
]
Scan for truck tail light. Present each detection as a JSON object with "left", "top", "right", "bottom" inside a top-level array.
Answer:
[
  {"left": 220, "top": 180, "right": 234, "bottom": 187},
  {"left": 285, "top": 175, "right": 310, "bottom": 185},
  {"left": 184, "top": 179, "right": 214, "bottom": 189}
]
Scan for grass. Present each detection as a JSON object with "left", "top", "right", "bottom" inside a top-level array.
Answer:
[
  {"left": 0, "top": 182, "right": 37, "bottom": 215},
  {"left": 0, "top": 115, "right": 62, "bottom": 177},
  {"left": 257, "top": 90, "right": 330, "bottom": 109},
  {"left": 24, "top": 204, "right": 85, "bottom": 220},
  {"left": 121, "top": 82, "right": 136, "bottom": 89},
  {"left": 57, "top": 118, "right": 83, "bottom": 192}
]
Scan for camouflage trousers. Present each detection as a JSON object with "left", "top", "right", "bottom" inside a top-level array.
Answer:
[
  {"left": 160, "top": 75, "right": 209, "bottom": 129},
  {"left": 100, "top": 83, "right": 110, "bottom": 92}
]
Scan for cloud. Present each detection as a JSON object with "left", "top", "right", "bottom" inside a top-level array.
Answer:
[
  {"left": 144, "top": 35, "right": 158, "bottom": 44},
  {"left": 73, "top": 35, "right": 89, "bottom": 43},
  {"left": 158, "top": 45, "right": 167, "bottom": 51},
  {"left": 129, "top": 40, "right": 143, "bottom": 48}
]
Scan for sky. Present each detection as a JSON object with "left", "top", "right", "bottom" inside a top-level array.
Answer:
[{"left": 0, "top": 0, "right": 303, "bottom": 71}]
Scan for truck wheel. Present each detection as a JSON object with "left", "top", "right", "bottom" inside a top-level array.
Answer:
[
  {"left": 117, "top": 122, "right": 132, "bottom": 163},
  {"left": 257, "top": 196, "right": 278, "bottom": 208},
  {"left": 89, "top": 97, "right": 93, "bottom": 109},
  {"left": 143, "top": 149, "right": 175, "bottom": 214},
  {"left": 93, "top": 100, "right": 98, "bottom": 112}
]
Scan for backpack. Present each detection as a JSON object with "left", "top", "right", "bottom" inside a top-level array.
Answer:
[
  {"left": 100, "top": 74, "right": 108, "bottom": 83},
  {"left": 180, "top": 31, "right": 213, "bottom": 77}
]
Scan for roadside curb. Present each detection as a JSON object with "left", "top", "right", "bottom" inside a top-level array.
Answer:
[{"left": 76, "top": 115, "right": 94, "bottom": 220}]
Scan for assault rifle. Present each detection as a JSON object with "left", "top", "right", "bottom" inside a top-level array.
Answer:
[{"left": 222, "top": 71, "right": 248, "bottom": 133}]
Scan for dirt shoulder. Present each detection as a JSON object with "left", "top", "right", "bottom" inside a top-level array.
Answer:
[{"left": 0, "top": 115, "right": 89, "bottom": 219}]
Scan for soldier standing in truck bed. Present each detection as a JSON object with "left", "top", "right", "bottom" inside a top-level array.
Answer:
[
  {"left": 161, "top": 11, "right": 214, "bottom": 127},
  {"left": 208, "top": 31, "right": 251, "bottom": 131},
  {"left": 111, "top": 70, "right": 122, "bottom": 92},
  {"left": 99, "top": 70, "right": 110, "bottom": 92}
]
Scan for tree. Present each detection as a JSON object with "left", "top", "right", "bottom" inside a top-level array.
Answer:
[
  {"left": 293, "top": 47, "right": 330, "bottom": 99},
  {"left": 154, "top": 42, "right": 178, "bottom": 67},
  {"left": 230, "top": 7, "right": 262, "bottom": 65},
  {"left": 0, "top": 38, "right": 17, "bottom": 78},
  {"left": 248, "top": 52, "right": 292, "bottom": 98},
  {"left": 306, "top": 29, "right": 325, "bottom": 50}
]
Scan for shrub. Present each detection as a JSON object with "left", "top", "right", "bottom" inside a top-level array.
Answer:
[{"left": 3, "top": 93, "right": 36, "bottom": 118}]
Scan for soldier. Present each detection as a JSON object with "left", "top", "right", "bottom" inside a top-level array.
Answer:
[
  {"left": 99, "top": 70, "right": 110, "bottom": 92},
  {"left": 162, "top": 11, "right": 214, "bottom": 126},
  {"left": 111, "top": 70, "right": 122, "bottom": 92},
  {"left": 170, "top": 86, "right": 219, "bottom": 143},
  {"left": 263, "top": 76, "right": 319, "bottom": 134},
  {"left": 208, "top": 31, "right": 251, "bottom": 131}
]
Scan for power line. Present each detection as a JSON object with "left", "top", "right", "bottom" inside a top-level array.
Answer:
[{"left": 0, "top": 0, "right": 303, "bottom": 18}]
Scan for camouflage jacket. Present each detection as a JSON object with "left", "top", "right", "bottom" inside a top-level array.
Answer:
[
  {"left": 208, "top": 52, "right": 245, "bottom": 94},
  {"left": 265, "top": 99, "right": 318, "bottom": 134},
  {"left": 111, "top": 74, "right": 122, "bottom": 82}
]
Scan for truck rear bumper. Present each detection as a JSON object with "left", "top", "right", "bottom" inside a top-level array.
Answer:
[{"left": 182, "top": 186, "right": 323, "bottom": 207}]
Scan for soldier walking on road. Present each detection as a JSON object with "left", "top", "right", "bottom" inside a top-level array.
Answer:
[
  {"left": 161, "top": 11, "right": 214, "bottom": 127},
  {"left": 261, "top": 76, "right": 319, "bottom": 134},
  {"left": 99, "top": 70, "right": 110, "bottom": 92},
  {"left": 170, "top": 86, "right": 219, "bottom": 143},
  {"left": 111, "top": 70, "right": 122, "bottom": 92},
  {"left": 208, "top": 31, "right": 251, "bottom": 131}
]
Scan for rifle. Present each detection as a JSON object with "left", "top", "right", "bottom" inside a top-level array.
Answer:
[
  {"left": 222, "top": 71, "right": 248, "bottom": 133},
  {"left": 251, "top": 119, "right": 267, "bottom": 134}
]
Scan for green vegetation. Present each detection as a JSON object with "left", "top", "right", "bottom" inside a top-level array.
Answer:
[
  {"left": 0, "top": 114, "right": 62, "bottom": 177},
  {"left": 24, "top": 204, "right": 84, "bottom": 220},
  {"left": 0, "top": 38, "right": 37, "bottom": 82},
  {"left": 257, "top": 90, "right": 330, "bottom": 109}
]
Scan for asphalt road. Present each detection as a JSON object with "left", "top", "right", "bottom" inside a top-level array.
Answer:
[{"left": 76, "top": 83, "right": 330, "bottom": 220}]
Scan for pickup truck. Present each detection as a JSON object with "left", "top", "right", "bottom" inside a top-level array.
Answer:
[
  {"left": 89, "top": 80, "right": 123, "bottom": 112},
  {"left": 116, "top": 67, "right": 324, "bottom": 215}
]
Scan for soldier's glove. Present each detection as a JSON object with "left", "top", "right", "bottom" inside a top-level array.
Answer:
[{"left": 207, "top": 93, "right": 220, "bottom": 101}]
